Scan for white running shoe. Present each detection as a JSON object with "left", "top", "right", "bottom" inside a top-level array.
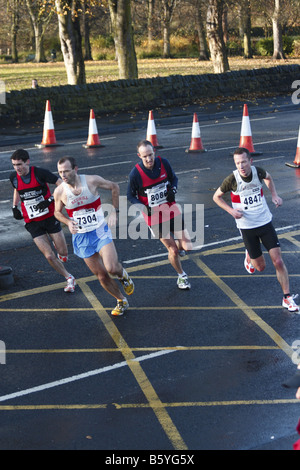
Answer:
[
  {"left": 177, "top": 274, "right": 191, "bottom": 290},
  {"left": 64, "top": 275, "right": 76, "bottom": 293},
  {"left": 244, "top": 250, "right": 255, "bottom": 274},
  {"left": 282, "top": 294, "right": 299, "bottom": 313}
]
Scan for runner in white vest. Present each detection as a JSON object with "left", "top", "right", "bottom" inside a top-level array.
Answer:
[
  {"left": 54, "top": 156, "right": 134, "bottom": 316},
  {"left": 213, "top": 147, "right": 299, "bottom": 313}
]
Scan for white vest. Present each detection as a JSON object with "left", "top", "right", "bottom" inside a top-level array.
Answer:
[
  {"left": 231, "top": 166, "right": 272, "bottom": 229},
  {"left": 64, "top": 175, "right": 105, "bottom": 233}
]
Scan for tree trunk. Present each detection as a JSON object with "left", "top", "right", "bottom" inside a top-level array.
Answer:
[
  {"left": 147, "top": 0, "right": 155, "bottom": 44},
  {"left": 195, "top": 0, "right": 209, "bottom": 60},
  {"left": 161, "top": 0, "right": 177, "bottom": 58},
  {"left": 272, "top": 0, "right": 285, "bottom": 59},
  {"left": 108, "top": 0, "right": 138, "bottom": 79},
  {"left": 9, "top": 0, "right": 19, "bottom": 63},
  {"left": 206, "top": 0, "right": 229, "bottom": 73},
  {"left": 55, "top": 0, "right": 86, "bottom": 85},
  {"left": 83, "top": 1, "right": 92, "bottom": 61}
]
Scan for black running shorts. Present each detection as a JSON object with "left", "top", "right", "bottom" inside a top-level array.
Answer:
[
  {"left": 149, "top": 214, "right": 185, "bottom": 239},
  {"left": 240, "top": 221, "right": 280, "bottom": 260},
  {"left": 25, "top": 215, "right": 62, "bottom": 239}
]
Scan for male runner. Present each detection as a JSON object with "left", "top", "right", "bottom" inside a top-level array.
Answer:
[
  {"left": 10, "top": 148, "right": 75, "bottom": 292},
  {"left": 213, "top": 147, "right": 299, "bottom": 313},
  {"left": 127, "top": 139, "right": 192, "bottom": 290},
  {"left": 54, "top": 156, "right": 134, "bottom": 316}
]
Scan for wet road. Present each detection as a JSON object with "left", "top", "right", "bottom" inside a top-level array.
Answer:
[{"left": 0, "top": 96, "right": 299, "bottom": 452}]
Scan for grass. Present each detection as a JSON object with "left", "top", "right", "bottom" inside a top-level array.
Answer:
[{"left": 1, "top": 56, "right": 300, "bottom": 92}]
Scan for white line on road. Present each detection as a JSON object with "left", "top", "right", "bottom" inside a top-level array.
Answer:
[{"left": 0, "top": 349, "right": 176, "bottom": 403}]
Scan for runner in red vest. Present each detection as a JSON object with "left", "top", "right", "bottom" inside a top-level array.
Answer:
[
  {"left": 9, "top": 149, "right": 76, "bottom": 293},
  {"left": 127, "top": 140, "right": 192, "bottom": 290}
]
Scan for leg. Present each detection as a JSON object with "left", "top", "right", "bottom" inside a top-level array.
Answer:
[
  {"left": 49, "top": 230, "right": 68, "bottom": 259},
  {"left": 33, "top": 234, "right": 70, "bottom": 278},
  {"left": 100, "top": 241, "right": 135, "bottom": 296},
  {"left": 160, "top": 236, "right": 183, "bottom": 274},
  {"left": 268, "top": 247, "right": 290, "bottom": 295},
  {"left": 83, "top": 251, "right": 125, "bottom": 301}
]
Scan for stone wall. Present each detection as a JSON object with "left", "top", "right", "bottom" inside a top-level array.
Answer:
[{"left": 0, "top": 64, "right": 299, "bottom": 125}]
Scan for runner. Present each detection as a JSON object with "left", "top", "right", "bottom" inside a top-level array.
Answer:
[
  {"left": 54, "top": 156, "right": 134, "bottom": 316},
  {"left": 9, "top": 148, "right": 75, "bottom": 292},
  {"left": 213, "top": 147, "right": 299, "bottom": 313},
  {"left": 127, "top": 139, "right": 193, "bottom": 290}
]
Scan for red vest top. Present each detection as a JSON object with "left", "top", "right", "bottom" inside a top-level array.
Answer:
[{"left": 17, "top": 167, "right": 54, "bottom": 223}]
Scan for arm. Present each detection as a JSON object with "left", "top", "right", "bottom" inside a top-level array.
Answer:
[
  {"left": 213, "top": 187, "right": 243, "bottom": 220},
  {"left": 89, "top": 175, "right": 120, "bottom": 227},
  {"left": 12, "top": 189, "right": 23, "bottom": 220},
  {"left": 53, "top": 186, "right": 78, "bottom": 234},
  {"left": 263, "top": 172, "right": 282, "bottom": 208}
]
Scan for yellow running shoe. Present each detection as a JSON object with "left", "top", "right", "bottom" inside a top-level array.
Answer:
[
  {"left": 111, "top": 298, "right": 129, "bottom": 316},
  {"left": 119, "top": 269, "right": 134, "bottom": 295}
]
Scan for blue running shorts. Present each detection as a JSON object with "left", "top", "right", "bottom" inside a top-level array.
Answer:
[{"left": 72, "top": 223, "right": 112, "bottom": 259}]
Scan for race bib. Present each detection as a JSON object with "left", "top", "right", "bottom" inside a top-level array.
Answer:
[
  {"left": 241, "top": 189, "right": 263, "bottom": 211},
  {"left": 73, "top": 208, "right": 100, "bottom": 233},
  {"left": 146, "top": 183, "right": 168, "bottom": 208},
  {"left": 24, "top": 195, "right": 49, "bottom": 219}
]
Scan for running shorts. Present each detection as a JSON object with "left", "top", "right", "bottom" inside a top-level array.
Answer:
[
  {"left": 240, "top": 221, "right": 280, "bottom": 260},
  {"left": 72, "top": 223, "right": 113, "bottom": 259},
  {"left": 25, "top": 215, "right": 62, "bottom": 239},
  {"left": 149, "top": 213, "right": 185, "bottom": 239}
]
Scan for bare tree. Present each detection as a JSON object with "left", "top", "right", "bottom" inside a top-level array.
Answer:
[
  {"left": 147, "top": 0, "right": 155, "bottom": 43},
  {"left": 238, "top": 0, "right": 252, "bottom": 58},
  {"left": 161, "top": 0, "right": 178, "bottom": 58},
  {"left": 272, "top": 0, "right": 285, "bottom": 58},
  {"left": 7, "top": 0, "right": 20, "bottom": 62},
  {"left": 25, "top": 0, "right": 53, "bottom": 62},
  {"left": 206, "top": 0, "right": 229, "bottom": 73},
  {"left": 55, "top": 0, "right": 86, "bottom": 84},
  {"left": 195, "top": 0, "right": 209, "bottom": 60},
  {"left": 108, "top": 0, "right": 137, "bottom": 79}
]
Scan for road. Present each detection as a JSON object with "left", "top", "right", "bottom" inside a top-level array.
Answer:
[{"left": 0, "top": 95, "right": 299, "bottom": 453}]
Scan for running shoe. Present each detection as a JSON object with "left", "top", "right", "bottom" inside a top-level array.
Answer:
[
  {"left": 111, "top": 298, "right": 129, "bottom": 316},
  {"left": 64, "top": 275, "right": 76, "bottom": 293},
  {"left": 244, "top": 250, "right": 255, "bottom": 274},
  {"left": 282, "top": 294, "right": 300, "bottom": 313},
  {"left": 119, "top": 270, "right": 134, "bottom": 296},
  {"left": 177, "top": 274, "right": 191, "bottom": 290}
]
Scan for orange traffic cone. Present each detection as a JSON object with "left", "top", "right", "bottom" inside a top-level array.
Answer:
[
  {"left": 238, "top": 104, "right": 262, "bottom": 156},
  {"left": 83, "top": 109, "right": 104, "bottom": 148},
  {"left": 36, "top": 100, "right": 61, "bottom": 148},
  {"left": 146, "top": 110, "right": 162, "bottom": 149},
  {"left": 186, "top": 113, "right": 207, "bottom": 153},
  {"left": 285, "top": 125, "right": 300, "bottom": 168}
]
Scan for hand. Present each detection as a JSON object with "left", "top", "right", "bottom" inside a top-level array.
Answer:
[
  {"left": 231, "top": 209, "right": 243, "bottom": 219},
  {"left": 12, "top": 206, "right": 23, "bottom": 220},
  {"left": 272, "top": 196, "right": 282, "bottom": 208},
  {"left": 68, "top": 220, "right": 78, "bottom": 234},
  {"left": 166, "top": 187, "right": 177, "bottom": 203},
  {"left": 36, "top": 196, "right": 54, "bottom": 212}
]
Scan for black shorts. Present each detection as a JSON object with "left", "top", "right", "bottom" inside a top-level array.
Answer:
[
  {"left": 25, "top": 215, "right": 62, "bottom": 239},
  {"left": 149, "top": 214, "right": 185, "bottom": 239},
  {"left": 240, "top": 221, "right": 280, "bottom": 260}
]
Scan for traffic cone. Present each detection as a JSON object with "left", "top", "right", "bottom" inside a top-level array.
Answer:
[
  {"left": 146, "top": 110, "right": 163, "bottom": 149},
  {"left": 238, "top": 104, "right": 262, "bottom": 156},
  {"left": 185, "top": 113, "right": 207, "bottom": 153},
  {"left": 83, "top": 109, "right": 104, "bottom": 148},
  {"left": 285, "top": 125, "right": 300, "bottom": 168},
  {"left": 36, "top": 100, "right": 62, "bottom": 148}
]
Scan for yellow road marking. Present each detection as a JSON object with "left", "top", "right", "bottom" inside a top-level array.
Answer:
[
  {"left": 0, "top": 398, "right": 297, "bottom": 411},
  {"left": 193, "top": 257, "right": 294, "bottom": 360},
  {"left": 77, "top": 279, "right": 188, "bottom": 451}
]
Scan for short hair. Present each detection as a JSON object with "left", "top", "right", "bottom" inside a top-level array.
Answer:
[
  {"left": 137, "top": 139, "right": 154, "bottom": 153},
  {"left": 11, "top": 149, "right": 30, "bottom": 162},
  {"left": 233, "top": 147, "right": 251, "bottom": 158},
  {"left": 57, "top": 156, "right": 77, "bottom": 168}
]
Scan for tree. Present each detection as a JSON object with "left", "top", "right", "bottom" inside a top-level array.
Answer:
[
  {"left": 108, "top": 0, "right": 138, "bottom": 79},
  {"left": 160, "top": 0, "right": 179, "bottom": 58},
  {"left": 194, "top": 0, "right": 209, "bottom": 60},
  {"left": 7, "top": 0, "right": 20, "bottom": 63},
  {"left": 272, "top": 0, "right": 285, "bottom": 59},
  {"left": 238, "top": 0, "right": 252, "bottom": 58},
  {"left": 55, "top": 0, "right": 86, "bottom": 84},
  {"left": 25, "top": 0, "right": 54, "bottom": 62},
  {"left": 206, "top": 0, "right": 229, "bottom": 73}
]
